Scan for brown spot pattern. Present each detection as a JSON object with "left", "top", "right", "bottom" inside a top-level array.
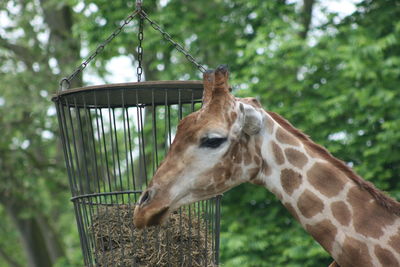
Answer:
[
  {"left": 348, "top": 186, "right": 396, "bottom": 238},
  {"left": 262, "top": 160, "right": 271, "bottom": 176},
  {"left": 297, "top": 190, "right": 324, "bottom": 218},
  {"left": 285, "top": 148, "right": 308, "bottom": 169},
  {"left": 248, "top": 167, "right": 260, "bottom": 180},
  {"left": 280, "top": 169, "right": 302, "bottom": 196},
  {"left": 271, "top": 141, "right": 285, "bottom": 165},
  {"left": 276, "top": 128, "right": 300, "bottom": 146},
  {"left": 331, "top": 201, "right": 351, "bottom": 226},
  {"left": 244, "top": 149, "right": 252, "bottom": 165},
  {"left": 375, "top": 245, "right": 399, "bottom": 266},
  {"left": 389, "top": 229, "right": 400, "bottom": 254},
  {"left": 284, "top": 202, "right": 300, "bottom": 221},
  {"left": 306, "top": 220, "right": 337, "bottom": 252},
  {"left": 307, "top": 162, "right": 347, "bottom": 197},
  {"left": 338, "top": 236, "right": 373, "bottom": 267}
]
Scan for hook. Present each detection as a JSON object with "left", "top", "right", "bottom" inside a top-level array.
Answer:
[
  {"left": 136, "top": 0, "right": 143, "bottom": 11},
  {"left": 59, "top": 78, "right": 71, "bottom": 91}
]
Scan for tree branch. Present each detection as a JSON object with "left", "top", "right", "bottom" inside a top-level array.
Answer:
[{"left": 0, "top": 36, "right": 36, "bottom": 66}]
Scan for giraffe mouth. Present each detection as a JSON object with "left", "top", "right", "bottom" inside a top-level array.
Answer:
[
  {"left": 146, "top": 206, "right": 170, "bottom": 226},
  {"left": 133, "top": 205, "right": 170, "bottom": 229}
]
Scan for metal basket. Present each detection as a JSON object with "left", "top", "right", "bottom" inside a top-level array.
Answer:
[{"left": 52, "top": 81, "right": 221, "bottom": 266}]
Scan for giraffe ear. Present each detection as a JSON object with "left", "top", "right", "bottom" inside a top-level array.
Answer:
[{"left": 240, "top": 103, "right": 262, "bottom": 135}]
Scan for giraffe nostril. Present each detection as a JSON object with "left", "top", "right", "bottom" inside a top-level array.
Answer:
[{"left": 139, "top": 190, "right": 151, "bottom": 206}]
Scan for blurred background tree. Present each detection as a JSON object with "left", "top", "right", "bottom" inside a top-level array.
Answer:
[{"left": 0, "top": 0, "right": 399, "bottom": 266}]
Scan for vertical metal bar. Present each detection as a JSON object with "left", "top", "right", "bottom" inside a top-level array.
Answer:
[
  {"left": 93, "top": 92, "right": 109, "bottom": 203},
  {"left": 121, "top": 90, "right": 132, "bottom": 203},
  {"left": 82, "top": 97, "right": 102, "bottom": 266},
  {"left": 80, "top": 197, "right": 95, "bottom": 265},
  {"left": 215, "top": 195, "right": 221, "bottom": 265},
  {"left": 138, "top": 104, "right": 148, "bottom": 185},
  {"left": 188, "top": 204, "right": 192, "bottom": 266},
  {"left": 125, "top": 105, "right": 137, "bottom": 202},
  {"left": 91, "top": 197, "right": 104, "bottom": 266},
  {"left": 111, "top": 104, "right": 124, "bottom": 193},
  {"left": 151, "top": 89, "right": 159, "bottom": 171},
  {"left": 167, "top": 104, "right": 172, "bottom": 146},
  {"left": 73, "top": 202, "right": 91, "bottom": 266},
  {"left": 179, "top": 206, "right": 183, "bottom": 265},
  {"left": 99, "top": 108, "right": 113, "bottom": 197},
  {"left": 191, "top": 89, "right": 195, "bottom": 112},
  {"left": 86, "top": 103, "right": 101, "bottom": 194},
  {"left": 56, "top": 101, "right": 76, "bottom": 197},
  {"left": 135, "top": 90, "right": 148, "bottom": 247},
  {"left": 211, "top": 198, "right": 215, "bottom": 263},
  {"left": 65, "top": 98, "right": 84, "bottom": 195},
  {"left": 164, "top": 92, "right": 168, "bottom": 153},
  {"left": 135, "top": 90, "right": 148, "bottom": 187},
  {"left": 56, "top": 100, "right": 89, "bottom": 263},
  {"left": 178, "top": 89, "right": 182, "bottom": 120},
  {"left": 74, "top": 97, "right": 91, "bottom": 194},
  {"left": 204, "top": 200, "right": 208, "bottom": 267},
  {"left": 107, "top": 92, "right": 119, "bottom": 198}
]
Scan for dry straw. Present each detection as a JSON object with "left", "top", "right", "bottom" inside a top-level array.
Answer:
[{"left": 90, "top": 205, "right": 216, "bottom": 266}]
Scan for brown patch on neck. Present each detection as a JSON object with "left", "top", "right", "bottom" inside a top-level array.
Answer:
[
  {"left": 306, "top": 220, "right": 337, "bottom": 253},
  {"left": 307, "top": 162, "right": 347, "bottom": 198},
  {"left": 348, "top": 185, "right": 396, "bottom": 238},
  {"left": 297, "top": 190, "right": 324, "bottom": 218},
  {"left": 280, "top": 169, "right": 302, "bottom": 196},
  {"left": 276, "top": 128, "right": 300, "bottom": 146},
  {"left": 338, "top": 236, "right": 373, "bottom": 267},
  {"left": 267, "top": 111, "right": 400, "bottom": 216},
  {"left": 271, "top": 141, "right": 285, "bottom": 165},
  {"left": 389, "top": 229, "right": 400, "bottom": 253},
  {"left": 284, "top": 148, "right": 308, "bottom": 169},
  {"left": 330, "top": 201, "right": 351, "bottom": 226},
  {"left": 374, "top": 245, "right": 399, "bottom": 266}
]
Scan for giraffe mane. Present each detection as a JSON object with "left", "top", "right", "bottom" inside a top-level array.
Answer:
[{"left": 267, "top": 111, "right": 400, "bottom": 216}]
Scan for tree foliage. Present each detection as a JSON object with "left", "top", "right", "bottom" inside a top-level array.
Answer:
[{"left": 0, "top": 0, "right": 399, "bottom": 266}]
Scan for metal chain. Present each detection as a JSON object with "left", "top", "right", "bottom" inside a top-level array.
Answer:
[
  {"left": 59, "top": 9, "right": 140, "bottom": 90},
  {"left": 137, "top": 14, "right": 144, "bottom": 82},
  {"left": 59, "top": 2, "right": 206, "bottom": 90},
  {"left": 141, "top": 10, "right": 206, "bottom": 73}
]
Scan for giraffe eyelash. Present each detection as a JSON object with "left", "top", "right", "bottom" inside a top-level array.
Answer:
[{"left": 199, "top": 137, "right": 228, "bottom": 149}]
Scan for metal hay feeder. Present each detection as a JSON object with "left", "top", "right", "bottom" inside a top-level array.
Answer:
[{"left": 52, "top": 2, "right": 221, "bottom": 266}]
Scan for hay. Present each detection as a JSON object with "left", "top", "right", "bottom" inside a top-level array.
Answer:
[{"left": 90, "top": 205, "right": 216, "bottom": 267}]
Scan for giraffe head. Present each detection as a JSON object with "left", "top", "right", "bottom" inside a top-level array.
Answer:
[{"left": 133, "top": 65, "right": 265, "bottom": 228}]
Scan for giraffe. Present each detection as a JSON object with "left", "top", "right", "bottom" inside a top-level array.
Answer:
[{"left": 133, "top": 65, "right": 400, "bottom": 266}]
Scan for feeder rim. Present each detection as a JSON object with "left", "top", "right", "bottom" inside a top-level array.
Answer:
[{"left": 51, "top": 80, "right": 203, "bottom": 102}]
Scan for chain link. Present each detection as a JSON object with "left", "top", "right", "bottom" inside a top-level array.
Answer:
[
  {"left": 59, "top": 10, "right": 140, "bottom": 90},
  {"left": 141, "top": 11, "right": 206, "bottom": 73},
  {"left": 137, "top": 14, "right": 144, "bottom": 82},
  {"left": 60, "top": 5, "right": 206, "bottom": 90}
]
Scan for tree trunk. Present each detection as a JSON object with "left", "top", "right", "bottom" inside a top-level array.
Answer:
[
  {"left": 299, "top": 0, "right": 315, "bottom": 39},
  {"left": 4, "top": 202, "right": 53, "bottom": 267}
]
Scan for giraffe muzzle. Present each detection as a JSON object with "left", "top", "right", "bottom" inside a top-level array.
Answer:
[{"left": 133, "top": 187, "right": 172, "bottom": 229}]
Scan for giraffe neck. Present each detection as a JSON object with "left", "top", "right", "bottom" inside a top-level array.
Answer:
[{"left": 252, "top": 111, "right": 400, "bottom": 267}]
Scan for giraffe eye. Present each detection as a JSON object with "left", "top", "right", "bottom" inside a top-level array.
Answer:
[{"left": 200, "top": 137, "right": 227, "bottom": 149}]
